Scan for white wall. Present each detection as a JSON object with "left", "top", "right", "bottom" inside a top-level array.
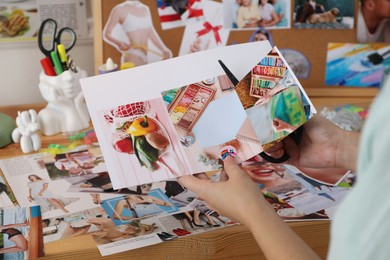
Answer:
[{"left": 0, "top": 38, "right": 95, "bottom": 106}]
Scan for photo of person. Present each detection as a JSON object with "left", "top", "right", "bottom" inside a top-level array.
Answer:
[
  {"left": 248, "top": 27, "right": 273, "bottom": 45},
  {"left": 223, "top": 0, "right": 290, "bottom": 29},
  {"left": 241, "top": 158, "right": 301, "bottom": 191},
  {"left": 263, "top": 192, "right": 329, "bottom": 221},
  {"left": 236, "top": 0, "right": 261, "bottom": 28},
  {"left": 294, "top": 0, "right": 354, "bottom": 29},
  {"left": 27, "top": 174, "right": 79, "bottom": 214},
  {"left": 258, "top": 0, "right": 279, "bottom": 27},
  {"left": 91, "top": 218, "right": 158, "bottom": 245},
  {"left": 356, "top": 0, "right": 390, "bottom": 43},
  {"left": 101, "top": 189, "right": 178, "bottom": 225},
  {"left": 43, "top": 149, "right": 106, "bottom": 180},
  {"left": 270, "top": 0, "right": 289, "bottom": 27},
  {"left": 178, "top": 0, "right": 230, "bottom": 56},
  {"left": 0, "top": 206, "right": 44, "bottom": 259},
  {"left": 103, "top": 0, "right": 172, "bottom": 67},
  {"left": 0, "top": 174, "right": 17, "bottom": 208},
  {"left": 239, "top": 156, "right": 351, "bottom": 215},
  {"left": 156, "top": 0, "right": 205, "bottom": 30},
  {"left": 42, "top": 207, "right": 108, "bottom": 243}
]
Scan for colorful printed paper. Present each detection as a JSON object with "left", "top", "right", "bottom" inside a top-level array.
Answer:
[
  {"left": 325, "top": 42, "right": 390, "bottom": 87},
  {"left": 81, "top": 42, "right": 315, "bottom": 189}
]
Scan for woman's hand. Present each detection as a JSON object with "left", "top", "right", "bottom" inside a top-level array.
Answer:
[
  {"left": 28, "top": 196, "right": 33, "bottom": 202},
  {"left": 162, "top": 49, "right": 172, "bottom": 60},
  {"left": 179, "top": 158, "right": 321, "bottom": 259},
  {"left": 266, "top": 115, "right": 359, "bottom": 171},
  {"left": 272, "top": 118, "right": 297, "bottom": 133},
  {"left": 178, "top": 157, "right": 265, "bottom": 227},
  {"left": 118, "top": 42, "right": 130, "bottom": 51}
]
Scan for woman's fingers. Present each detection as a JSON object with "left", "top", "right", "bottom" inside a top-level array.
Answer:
[
  {"left": 264, "top": 141, "right": 285, "bottom": 159},
  {"left": 222, "top": 157, "right": 243, "bottom": 179},
  {"left": 178, "top": 175, "right": 209, "bottom": 197}
]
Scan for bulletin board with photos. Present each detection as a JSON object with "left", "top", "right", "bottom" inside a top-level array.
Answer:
[{"left": 93, "top": 0, "right": 383, "bottom": 99}]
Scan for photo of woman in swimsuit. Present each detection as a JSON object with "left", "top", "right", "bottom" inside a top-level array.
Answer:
[{"left": 103, "top": 0, "right": 172, "bottom": 66}]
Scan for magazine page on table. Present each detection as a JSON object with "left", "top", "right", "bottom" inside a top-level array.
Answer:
[
  {"left": 0, "top": 206, "right": 45, "bottom": 259},
  {"left": 81, "top": 41, "right": 273, "bottom": 189},
  {"left": 90, "top": 161, "right": 349, "bottom": 256},
  {"left": 0, "top": 153, "right": 122, "bottom": 220}
]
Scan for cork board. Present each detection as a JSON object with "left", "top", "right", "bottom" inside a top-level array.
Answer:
[{"left": 93, "top": 0, "right": 378, "bottom": 98}]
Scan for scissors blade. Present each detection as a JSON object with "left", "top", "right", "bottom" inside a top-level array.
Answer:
[{"left": 218, "top": 60, "right": 239, "bottom": 86}]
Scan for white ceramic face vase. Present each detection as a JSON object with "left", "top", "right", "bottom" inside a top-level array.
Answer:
[{"left": 38, "top": 68, "right": 90, "bottom": 136}]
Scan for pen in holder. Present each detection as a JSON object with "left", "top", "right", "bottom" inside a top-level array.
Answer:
[{"left": 37, "top": 68, "right": 90, "bottom": 136}]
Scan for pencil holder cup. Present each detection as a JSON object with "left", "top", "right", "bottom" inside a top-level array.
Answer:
[{"left": 37, "top": 68, "right": 90, "bottom": 136}]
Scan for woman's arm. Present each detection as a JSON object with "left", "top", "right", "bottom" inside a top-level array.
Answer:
[
  {"left": 236, "top": 9, "right": 246, "bottom": 28},
  {"left": 28, "top": 187, "right": 33, "bottom": 201},
  {"left": 147, "top": 27, "right": 172, "bottom": 59},
  {"left": 113, "top": 200, "right": 131, "bottom": 220},
  {"left": 260, "top": 10, "right": 279, "bottom": 27},
  {"left": 38, "top": 182, "right": 48, "bottom": 196},
  {"left": 148, "top": 196, "right": 172, "bottom": 207},
  {"left": 179, "top": 157, "right": 320, "bottom": 260},
  {"left": 103, "top": 7, "right": 129, "bottom": 51}
]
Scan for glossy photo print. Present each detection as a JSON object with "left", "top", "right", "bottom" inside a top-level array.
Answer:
[
  {"left": 223, "top": 0, "right": 291, "bottom": 30},
  {"left": 42, "top": 148, "right": 106, "bottom": 181},
  {"left": 0, "top": 206, "right": 45, "bottom": 259},
  {"left": 235, "top": 47, "right": 315, "bottom": 150},
  {"left": 81, "top": 41, "right": 285, "bottom": 189},
  {"left": 179, "top": 0, "right": 230, "bottom": 56},
  {"left": 293, "top": 0, "right": 354, "bottom": 29},
  {"left": 0, "top": 0, "right": 39, "bottom": 41},
  {"left": 101, "top": 188, "right": 179, "bottom": 225},
  {"left": 102, "top": 0, "right": 172, "bottom": 66},
  {"left": 325, "top": 42, "right": 390, "bottom": 87},
  {"left": 156, "top": 0, "right": 205, "bottom": 30},
  {"left": 356, "top": 0, "right": 390, "bottom": 43}
]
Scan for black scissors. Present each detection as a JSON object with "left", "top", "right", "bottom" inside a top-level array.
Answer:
[
  {"left": 38, "top": 18, "right": 77, "bottom": 58},
  {"left": 218, "top": 59, "right": 303, "bottom": 163}
]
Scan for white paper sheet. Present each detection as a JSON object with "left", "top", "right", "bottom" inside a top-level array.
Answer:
[{"left": 81, "top": 42, "right": 272, "bottom": 189}]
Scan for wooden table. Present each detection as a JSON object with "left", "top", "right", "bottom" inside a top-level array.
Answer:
[{"left": 0, "top": 98, "right": 372, "bottom": 259}]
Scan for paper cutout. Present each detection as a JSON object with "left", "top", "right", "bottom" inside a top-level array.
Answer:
[
  {"left": 81, "top": 41, "right": 315, "bottom": 189},
  {"left": 192, "top": 92, "right": 246, "bottom": 147}
]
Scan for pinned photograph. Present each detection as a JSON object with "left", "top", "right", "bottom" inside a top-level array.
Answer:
[
  {"left": 223, "top": 0, "right": 291, "bottom": 30},
  {"left": 325, "top": 42, "right": 390, "bottom": 87},
  {"left": 179, "top": 0, "right": 229, "bottom": 55},
  {"left": 156, "top": 0, "right": 205, "bottom": 30},
  {"left": 103, "top": 0, "right": 172, "bottom": 66},
  {"left": 0, "top": 206, "right": 45, "bottom": 259},
  {"left": 356, "top": 0, "right": 390, "bottom": 43},
  {"left": 293, "top": 0, "right": 354, "bottom": 29}
]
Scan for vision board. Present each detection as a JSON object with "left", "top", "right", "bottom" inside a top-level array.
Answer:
[{"left": 93, "top": 0, "right": 379, "bottom": 98}]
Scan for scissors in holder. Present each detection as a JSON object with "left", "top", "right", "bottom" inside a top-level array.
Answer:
[
  {"left": 38, "top": 18, "right": 77, "bottom": 73},
  {"left": 217, "top": 59, "right": 303, "bottom": 164}
]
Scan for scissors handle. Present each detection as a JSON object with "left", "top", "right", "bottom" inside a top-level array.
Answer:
[
  {"left": 37, "top": 18, "right": 77, "bottom": 57},
  {"left": 259, "top": 126, "right": 303, "bottom": 163},
  {"left": 38, "top": 18, "right": 57, "bottom": 57},
  {"left": 57, "top": 27, "right": 77, "bottom": 53}
]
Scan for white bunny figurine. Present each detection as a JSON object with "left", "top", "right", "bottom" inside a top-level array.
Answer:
[{"left": 12, "top": 109, "right": 41, "bottom": 153}]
